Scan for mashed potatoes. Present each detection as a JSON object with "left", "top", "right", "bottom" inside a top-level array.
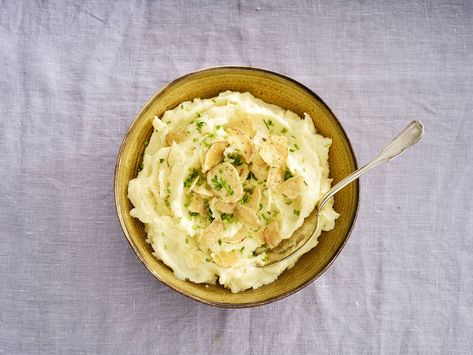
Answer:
[{"left": 128, "top": 91, "right": 339, "bottom": 293}]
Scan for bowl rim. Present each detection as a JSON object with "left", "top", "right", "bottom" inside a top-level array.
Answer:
[{"left": 114, "top": 66, "right": 360, "bottom": 308}]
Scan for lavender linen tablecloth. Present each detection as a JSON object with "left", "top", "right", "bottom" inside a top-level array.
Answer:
[{"left": 1, "top": 1, "right": 472, "bottom": 354}]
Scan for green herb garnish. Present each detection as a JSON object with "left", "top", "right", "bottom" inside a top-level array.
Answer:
[
  {"left": 184, "top": 168, "right": 199, "bottom": 187},
  {"left": 159, "top": 158, "right": 164, "bottom": 163},
  {"left": 261, "top": 213, "right": 270, "bottom": 223},
  {"left": 212, "top": 175, "right": 223, "bottom": 190},
  {"left": 195, "top": 120, "right": 206, "bottom": 133},
  {"left": 228, "top": 153, "right": 243, "bottom": 166},
  {"left": 211, "top": 175, "right": 234, "bottom": 196},
  {"left": 241, "top": 192, "right": 251, "bottom": 204},
  {"left": 293, "top": 209, "right": 301, "bottom": 216},
  {"left": 144, "top": 140, "right": 149, "bottom": 146},
  {"left": 218, "top": 239, "right": 222, "bottom": 246},
  {"left": 239, "top": 246, "right": 245, "bottom": 254},
  {"left": 284, "top": 168, "right": 294, "bottom": 180},
  {"left": 281, "top": 127, "right": 288, "bottom": 134},
  {"left": 221, "top": 213, "right": 236, "bottom": 223},
  {"left": 189, "top": 212, "right": 199, "bottom": 217}
]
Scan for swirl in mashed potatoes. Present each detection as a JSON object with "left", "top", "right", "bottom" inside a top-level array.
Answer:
[{"left": 128, "top": 91, "right": 339, "bottom": 293}]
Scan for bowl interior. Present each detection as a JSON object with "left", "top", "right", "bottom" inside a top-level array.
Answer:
[{"left": 115, "top": 67, "right": 359, "bottom": 307}]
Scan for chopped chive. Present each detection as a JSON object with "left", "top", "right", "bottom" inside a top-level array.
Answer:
[
  {"left": 221, "top": 213, "right": 236, "bottom": 223},
  {"left": 228, "top": 153, "right": 243, "bottom": 166},
  {"left": 241, "top": 192, "right": 250, "bottom": 203},
  {"left": 184, "top": 168, "right": 199, "bottom": 187},
  {"left": 294, "top": 143, "right": 300, "bottom": 150},
  {"left": 180, "top": 104, "right": 184, "bottom": 109},
  {"left": 284, "top": 168, "right": 294, "bottom": 180},
  {"left": 281, "top": 127, "right": 288, "bottom": 134},
  {"left": 212, "top": 175, "right": 233, "bottom": 196},
  {"left": 195, "top": 120, "right": 206, "bottom": 133},
  {"left": 263, "top": 120, "right": 270, "bottom": 130},
  {"left": 144, "top": 140, "right": 149, "bottom": 146},
  {"left": 205, "top": 258, "right": 211, "bottom": 262},
  {"left": 247, "top": 171, "right": 256, "bottom": 180},
  {"left": 293, "top": 209, "right": 301, "bottom": 216},
  {"left": 218, "top": 239, "right": 222, "bottom": 246},
  {"left": 239, "top": 246, "right": 245, "bottom": 254},
  {"left": 261, "top": 213, "right": 270, "bottom": 223}
]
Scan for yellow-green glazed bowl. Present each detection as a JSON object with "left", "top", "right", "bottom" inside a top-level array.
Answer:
[{"left": 114, "top": 67, "right": 359, "bottom": 307}]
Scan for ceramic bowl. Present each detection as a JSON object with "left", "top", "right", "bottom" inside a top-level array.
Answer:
[{"left": 114, "top": 67, "right": 359, "bottom": 307}]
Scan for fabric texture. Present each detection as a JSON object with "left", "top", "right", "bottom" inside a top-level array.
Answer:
[{"left": 1, "top": 1, "right": 472, "bottom": 354}]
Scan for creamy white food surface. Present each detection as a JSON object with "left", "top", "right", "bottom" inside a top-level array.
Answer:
[{"left": 128, "top": 91, "right": 339, "bottom": 293}]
